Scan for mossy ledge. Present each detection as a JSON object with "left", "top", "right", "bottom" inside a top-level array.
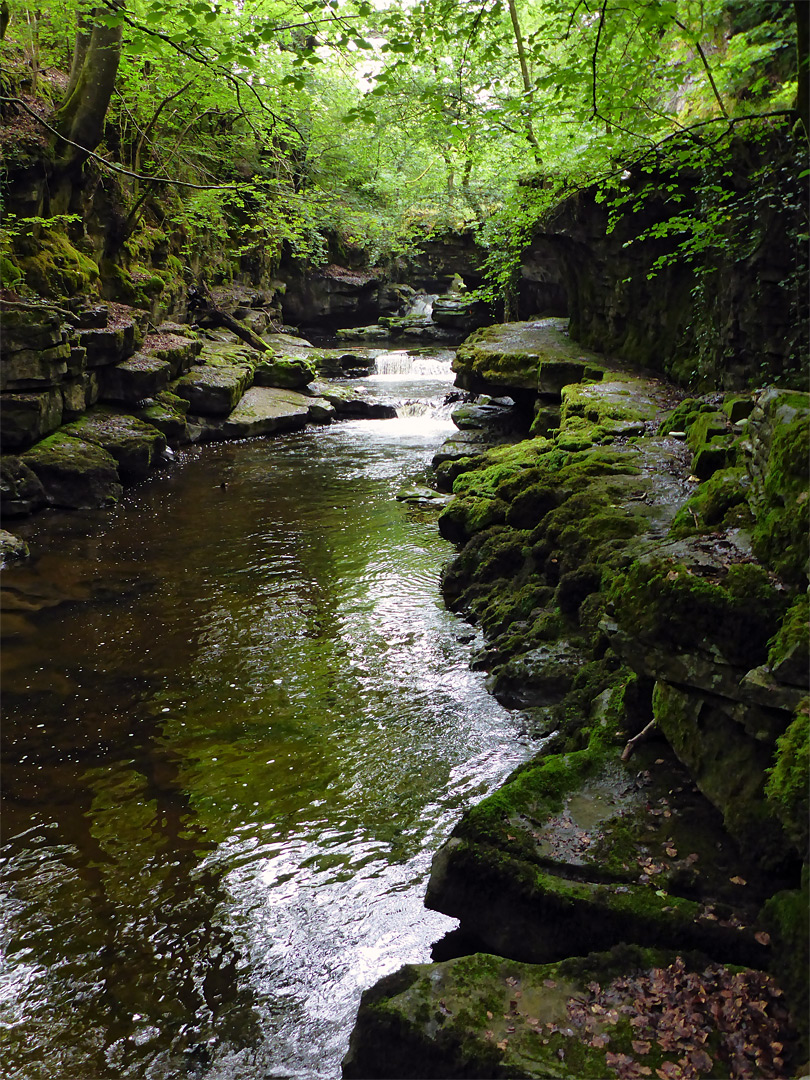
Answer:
[{"left": 345, "top": 323, "right": 809, "bottom": 1077}]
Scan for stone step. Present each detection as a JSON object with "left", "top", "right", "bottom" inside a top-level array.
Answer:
[
  {"left": 426, "top": 739, "right": 775, "bottom": 971},
  {"left": 61, "top": 407, "right": 166, "bottom": 481},
  {"left": 98, "top": 353, "right": 173, "bottom": 404},
  {"left": 220, "top": 386, "right": 330, "bottom": 440},
  {"left": 172, "top": 362, "right": 253, "bottom": 415},
  {"left": 21, "top": 432, "right": 123, "bottom": 509}
]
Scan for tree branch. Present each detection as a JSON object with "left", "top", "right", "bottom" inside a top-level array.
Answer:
[
  {"left": 591, "top": 0, "right": 608, "bottom": 120},
  {"left": 0, "top": 95, "right": 239, "bottom": 189},
  {"left": 673, "top": 16, "right": 730, "bottom": 123}
]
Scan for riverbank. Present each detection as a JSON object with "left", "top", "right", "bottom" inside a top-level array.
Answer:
[{"left": 343, "top": 320, "right": 809, "bottom": 1079}]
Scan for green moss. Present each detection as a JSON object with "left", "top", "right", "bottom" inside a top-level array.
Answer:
[
  {"left": 761, "top": 866, "right": 809, "bottom": 1057},
  {"left": 0, "top": 254, "right": 23, "bottom": 288},
  {"left": 438, "top": 495, "right": 508, "bottom": 543},
  {"left": 610, "top": 558, "right": 787, "bottom": 668},
  {"left": 253, "top": 356, "right": 315, "bottom": 389},
  {"left": 768, "top": 595, "right": 809, "bottom": 669},
  {"left": 657, "top": 398, "right": 715, "bottom": 436},
  {"left": 751, "top": 412, "right": 810, "bottom": 585},
  {"left": 765, "top": 700, "right": 809, "bottom": 856},
  {"left": 16, "top": 231, "right": 100, "bottom": 299},
  {"left": 669, "top": 467, "right": 751, "bottom": 537}
]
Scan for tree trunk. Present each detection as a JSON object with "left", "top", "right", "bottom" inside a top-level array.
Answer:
[
  {"left": 64, "top": 10, "right": 94, "bottom": 100},
  {"left": 507, "top": 0, "right": 542, "bottom": 164},
  {"left": 54, "top": 2, "right": 123, "bottom": 169}
]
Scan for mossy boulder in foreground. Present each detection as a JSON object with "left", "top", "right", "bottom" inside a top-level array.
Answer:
[{"left": 343, "top": 947, "right": 796, "bottom": 1079}]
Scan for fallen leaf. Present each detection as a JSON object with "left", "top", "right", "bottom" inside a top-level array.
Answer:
[
  {"left": 754, "top": 931, "right": 771, "bottom": 946},
  {"left": 632, "top": 1039, "right": 652, "bottom": 1055},
  {"left": 496, "top": 1039, "right": 508, "bottom": 1050},
  {"left": 486, "top": 1010, "right": 493, "bottom": 1020},
  {"left": 543, "top": 978, "right": 557, "bottom": 989},
  {"left": 729, "top": 875, "right": 746, "bottom": 885},
  {"left": 591, "top": 1033, "right": 610, "bottom": 1048}
]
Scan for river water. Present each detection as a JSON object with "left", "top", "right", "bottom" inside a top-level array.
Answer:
[{"left": 0, "top": 349, "right": 530, "bottom": 1080}]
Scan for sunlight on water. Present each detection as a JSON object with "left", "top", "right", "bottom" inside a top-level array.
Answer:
[{"left": 0, "top": 356, "right": 530, "bottom": 1080}]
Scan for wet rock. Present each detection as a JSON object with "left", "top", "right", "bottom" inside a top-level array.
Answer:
[
  {"left": 61, "top": 408, "right": 167, "bottom": 482},
  {"left": 396, "top": 484, "right": 451, "bottom": 508},
  {"left": 0, "top": 388, "right": 64, "bottom": 450},
  {"left": 98, "top": 353, "right": 173, "bottom": 404},
  {"left": 0, "top": 457, "right": 47, "bottom": 517},
  {"left": 343, "top": 947, "right": 794, "bottom": 1080},
  {"left": 0, "top": 529, "right": 30, "bottom": 564},
  {"left": 426, "top": 738, "right": 774, "bottom": 969},
  {"left": 220, "top": 386, "right": 312, "bottom": 439},
  {"left": 21, "top": 433, "right": 122, "bottom": 509},
  {"left": 308, "top": 381, "right": 397, "bottom": 419},
  {"left": 172, "top": 363, "right": 252, "bottom": 415},
  {"left": 490, "top": 640, "right": 586, "bottom": 707}
]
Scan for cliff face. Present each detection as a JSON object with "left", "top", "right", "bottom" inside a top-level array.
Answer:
[{"left": 519, "top": 128, "right": 809, "bottom": 390}]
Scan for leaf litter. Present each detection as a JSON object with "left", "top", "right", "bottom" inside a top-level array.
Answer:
[{"left": 563, "top": 957, "right": 793, "bottom": 1079}]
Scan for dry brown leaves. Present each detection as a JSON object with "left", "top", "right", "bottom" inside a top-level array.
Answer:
[{"left": 566, "top": 957, "right": 792, "bottom": 1080}]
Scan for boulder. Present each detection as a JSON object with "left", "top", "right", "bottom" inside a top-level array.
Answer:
[
  {"left": 172, "top": 363, "right": 252, "bottom": 415},
  {"left": 98, "top": 353, "right": 173, "bottom": 404},
  {"left": 453, "top": 319, "right": 604, "bottom": 399},
  {"left": 0, "top": 388, "right": 64, "bottom": 450},
  {"left": 0, "top": 529, "right": 30, "bottom": 564},
  {"left": 426, "top": 737, "right": 774, "bottom": 970},
  {"left": 79, "top": 323, "right": 137, "bottom": 367},
  {"left": 61, "top": 408, "right": 167, "bottom": 482},
  {"left": 0, "top": 457, "right": 47, "bottom": 517},
  {"left": 220, "top": 386, "right": 313, "bottom": 439},
  {"left": 253, "top": 356, "right": 316, "bottom": 390},
  {"left": 21, "top": 433, "right": 122, "bottom": 509},
  {"left": 343, "top": 948, "right": 792, "bottom": 1080}
]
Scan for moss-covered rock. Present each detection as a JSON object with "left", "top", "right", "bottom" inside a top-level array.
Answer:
[
  {"left": 453, "top": 319, "right": 604, "bottom": 398},
  {"left": 61, "top": 408, "right": 166, "bottom": 482},
  {"left": 0, "top": 457, "right": 47, "bottom": 518},
  {"left": 426, "top": 724, "right": 775, "bottom": 969},
  {"left": 253, "top": 356, "right": 316, "bottom": 390},
  {"left": 765, "top": 699, "right": 809, "bottom": 857},
  {"left": 344, "top": 947, "right": 796, "bottom": 1080},
  {"left": 98, "top": 352, "right": 173, "bottom": 404},
  {"left": 749, "top": 408, "right": 809, "bottom": 586},
  {"left": 0, "top": 387, "right": 64, "bottom": 450},
  {"left": 21, "top": 432, "right": 122, "bottom": 509},
  {"left": 172, "top": 362, "right": 252, "bottom": 415},
  {"left": 15, "top": 231, "right": 100, "bottom": 299}
]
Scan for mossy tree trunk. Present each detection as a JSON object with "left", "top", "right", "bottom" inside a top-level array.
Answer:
[{"left": 53, "top": 1, "right": 123, "bottom": 171}]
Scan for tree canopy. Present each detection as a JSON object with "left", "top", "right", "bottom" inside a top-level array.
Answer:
[{"left": 0, "top": 0, "right": 804, "bottom": 294}]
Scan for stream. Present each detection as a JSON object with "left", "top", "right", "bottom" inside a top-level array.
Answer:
[{"left": 0, "top": 348, "right": 531, "bottom": 1080}]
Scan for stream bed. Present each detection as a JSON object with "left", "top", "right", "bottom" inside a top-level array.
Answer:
[{"left": 0, "top": 350, "right": 531, "bottom": 1080}]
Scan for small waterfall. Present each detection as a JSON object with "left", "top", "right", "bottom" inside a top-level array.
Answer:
[
  {"left": 373, "top": 351, "right": 451, "bottom": 377},
  {"left": 404, "top": 293, "right": 437, "bottom": 319}
]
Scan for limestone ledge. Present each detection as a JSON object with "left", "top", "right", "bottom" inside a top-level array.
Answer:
[
  {"left": 345, "top": 326, "right": 809, "bottom": 1077},
  {"left": 0, "top": 313, "right": 399, "bottom": 518}
]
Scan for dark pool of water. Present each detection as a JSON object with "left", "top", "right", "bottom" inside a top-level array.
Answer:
[{"left": 0, "top": 357, "right": 531, "bottom": 1079}]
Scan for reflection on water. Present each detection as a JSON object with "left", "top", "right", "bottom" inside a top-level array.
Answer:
[{"left": 0, "top": 357, "right": 529, "bottom": 1079}]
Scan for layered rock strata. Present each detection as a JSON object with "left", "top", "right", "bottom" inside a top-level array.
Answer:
[{"left": 344, "top": 320, "right": 809, "bottom": 1079}]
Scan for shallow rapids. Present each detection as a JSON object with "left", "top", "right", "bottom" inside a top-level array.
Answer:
[{"left": 0, "top": 351, "right": 530, "bottom": 1080}]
